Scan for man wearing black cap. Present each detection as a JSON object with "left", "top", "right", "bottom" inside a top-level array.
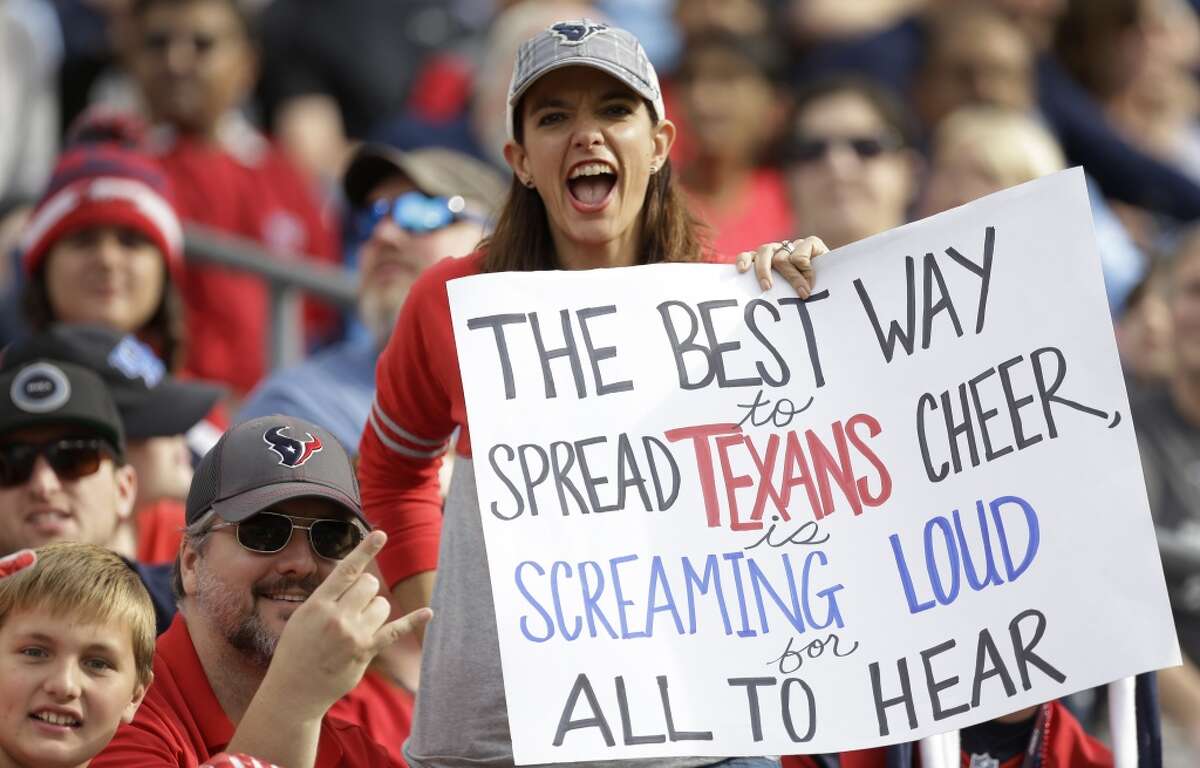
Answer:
[
  {"left": 3, "top": 325, "right": 226, "bottom": 563},
  {"left": 94, "top": 415, "right": 429, "bottom": 767},
  {"left": 0, "top": 359, "right": 176, "bottom": 631},
  {"left": 239, "top": 145, "right": 503, "bottom": 454}
]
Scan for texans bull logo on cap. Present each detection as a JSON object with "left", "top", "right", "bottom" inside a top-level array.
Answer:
[
  {"left": 549, "top": 20, "right": 608, "bottom": 44},
  {"left": 263, "top": 425, "right": 323, "bottom": 468}
]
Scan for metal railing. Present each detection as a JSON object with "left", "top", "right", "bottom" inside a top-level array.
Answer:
[{"left": 183, "top": 224, "right": 358, "bottom": 372}]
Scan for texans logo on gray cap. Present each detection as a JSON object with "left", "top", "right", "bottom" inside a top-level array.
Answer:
[
  {"left": 549, "top": 21, "right": 608, "bottom": 45},
  {"left": 263, "top": 425, "right": 324, "bottom": 468},
  {"left": 10, "top": 363, "right": 71, "bottom": 414}
]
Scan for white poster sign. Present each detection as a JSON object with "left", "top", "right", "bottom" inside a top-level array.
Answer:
[{"left": 447, "top": 169, "right": 1179, "bottom": 764}]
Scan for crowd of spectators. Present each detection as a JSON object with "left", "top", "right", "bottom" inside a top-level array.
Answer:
[{"left": 3, "top": 0, "right": 1200, "bottom": 765}]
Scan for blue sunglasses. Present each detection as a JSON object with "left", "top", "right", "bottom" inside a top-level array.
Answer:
[{"left": 355, "top": 191, "right": 484, "bottom": 240}]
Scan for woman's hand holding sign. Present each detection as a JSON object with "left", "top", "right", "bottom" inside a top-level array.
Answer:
[{"left": 737, "top": 236, "right": 830, "bottom": 298}]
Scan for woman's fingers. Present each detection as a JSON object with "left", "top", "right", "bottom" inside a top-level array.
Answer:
[
  {"left": 736, "top": 235, "right": 829, "bottom": 297},
  {"left": 765, "top": 236, "right": 829, "bottom": 298},
  {"left": 753, "top": 243, "right": 776, "bottom": 291}
]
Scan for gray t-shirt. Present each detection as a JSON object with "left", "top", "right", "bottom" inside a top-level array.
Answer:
[{"left": 403, "top": 459, "right": 728, "bottom": 768}]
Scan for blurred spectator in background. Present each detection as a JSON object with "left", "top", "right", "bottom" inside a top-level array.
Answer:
[
  {"left": 1055, "top": 0, "right": 1200, "bottom": 252},
  {"left": 2, "top": 326, "right": 224, "bottom": 564},
  {"left": 913, "top": 2, "right": 1036, "bottom": 135},
  {"left": 675, "top": 31, "right": 793, "bottom": 258},
  {"left": 1056, "top": 0, "right": 1200, "bottom": 179},
  {"left": 255, "top": 0, "right": 476, "bottom": 185},
  {"left": 240, "top": 145, "right": 503, "bottom": 455},
  {"left": 784, "top": 76, "right": 920, "bottom": 250},
  {"left": 1117, "top": 265, "right": 1174, "bottom": 392},
  {"left": 375, "top": 1, "right": 596, "bottom": 170},
  {"left": 127, "top": 0, "right": 339, "bottom": 396},
  {"left": 786, "top": 0, "right": 924, "bottom": 43},
  {"left": 17, "top": 129, "right": 188, "bottom": 372},
  {"left": 0, "top": 359, "right": 175, "bottom": 632},
  {"left": 918, "top": 104, "right": 1145, "bottom": 313},
  {"left": 0, "top": 0, "right": 61, "bottom": 202},
  {"left": 673, "top": 0, "right": 771, "bottom": 38},
  {"left": 784, "top": 0, "right": 1200, "bottom": 223},
  {"left": 917, "top": 105, "right": 1063, "bottom": 216},
  {"left": 1134, "top": 229, "right": 1200, "bottom": 758}
]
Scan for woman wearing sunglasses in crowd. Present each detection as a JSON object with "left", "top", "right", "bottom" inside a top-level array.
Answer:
[
  {"left": 357, "top": 19, "right": 826, "bottom": 768},
  {"left": 784, "top": 75, "right": 922, "bottom": 253}
]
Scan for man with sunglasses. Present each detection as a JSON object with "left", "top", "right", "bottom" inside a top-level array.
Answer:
[
  {"left": 0, "top": 358, "right": 177, "bottom": 632},
  {"left": 239, "top": 144, "right": 504, "bottom": 454},
  {"left": 94, "top": 415, "right": 429, "bottom": 767}
]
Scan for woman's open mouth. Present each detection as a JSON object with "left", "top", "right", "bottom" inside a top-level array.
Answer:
[{"left": 566, "top": 161, "right": 618, "bottom": 212}]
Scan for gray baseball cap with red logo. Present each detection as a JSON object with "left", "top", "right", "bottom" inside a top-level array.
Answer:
[{"left": 186, "top": 415, "right": 366, "bottom": 527}]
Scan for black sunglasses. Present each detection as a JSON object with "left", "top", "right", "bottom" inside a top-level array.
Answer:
[
  {"left": 790, "top": 134, "right": 902, "bottom": 164},
  {"left": 0, "top": 439, "right": 114, "bottom": 488},
  {"left": 210, "top": 510, "right": 368, "bottom": 561}
]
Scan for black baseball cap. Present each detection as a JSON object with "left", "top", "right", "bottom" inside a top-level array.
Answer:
[
  {"left": 1, "top": 325, "right": 225, "bottom": 440},
  {"left": 0, "top": 360, "right": 125, "bottom": 458},
  {"left": 186, "top": 415, "right": 366, "bottom": 527}
]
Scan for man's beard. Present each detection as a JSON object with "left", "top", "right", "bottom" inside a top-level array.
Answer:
[
  {"left": 358, "top": 281, "right": 411, "bottom": 345},
  {"left": 193, "top": 562, "right": 320, "bottom": 668}
]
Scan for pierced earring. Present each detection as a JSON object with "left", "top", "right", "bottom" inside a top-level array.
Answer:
[
  {"left": 524, "top": 178, "right": 535, "bottom": 188},
  {"left": 649, "top": 164, "right": 658, "bottom": 175}
]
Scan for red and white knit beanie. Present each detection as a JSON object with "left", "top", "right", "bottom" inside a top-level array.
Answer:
[{"left": 19, "top": 139, "right": 183, "bottom": 280}]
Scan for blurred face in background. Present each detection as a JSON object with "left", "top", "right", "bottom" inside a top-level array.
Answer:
[
  {"left": 678, "top": 44, "right": 778, "bottom": 165},
  {"left": 787, "top": 91, "right": 916, "bottom": 249},
  {"left": 916, "top": 10, "right": 1033, "bottom": 129},
  {"left": 1116, "top": 280, "right": 1173, "bottom": 383},
  {"left": 357, "top": 176, "right": 485, "bottom": 343},
  {"left": 921, "top": 134, "right": 1005, "bottom": 214},
  {"left": 44, "top": 227, "right": 165, "bottom": 333},
  {"left": 125, "top": 436, "right": 192, "bottom": 506},
  {"left": 131, "top": 0, "right": 255, "bottom": 134}
]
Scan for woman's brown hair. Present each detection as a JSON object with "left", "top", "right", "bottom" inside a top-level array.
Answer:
[{"left": 481, "top": 101, "right": 704, "bottom": 273}]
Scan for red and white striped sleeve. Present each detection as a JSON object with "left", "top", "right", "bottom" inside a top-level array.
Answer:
[{"left": 200, "top": 754, "right": 283, "bottom": 768}]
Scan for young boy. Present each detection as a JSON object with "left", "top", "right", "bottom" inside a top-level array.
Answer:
[{"left": 0, "top": 543, "right": 154, "bottom": 768}]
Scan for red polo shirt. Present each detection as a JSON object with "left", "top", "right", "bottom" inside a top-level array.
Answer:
[{"left": 92, "top": 615, "right": 400, "bottom": 768}]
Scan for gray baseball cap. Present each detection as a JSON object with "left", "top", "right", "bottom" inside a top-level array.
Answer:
[
  {"left": 186, "top": 415, "right": 365, "bottom": 527},
  {"left": 506, "top": 19, "right": 666, "bottom": 140}
]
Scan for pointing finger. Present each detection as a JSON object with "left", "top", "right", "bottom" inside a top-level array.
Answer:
[
  {"left": 312, "top": 529, "right": 386, "bottom": 602},
  {"left": 372, "top": 607, "right": 433, "bottom": 654}
]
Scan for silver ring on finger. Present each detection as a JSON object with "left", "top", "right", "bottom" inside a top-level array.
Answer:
[{"left": 776, "top": 240, "right": 796, "bottom": 256}]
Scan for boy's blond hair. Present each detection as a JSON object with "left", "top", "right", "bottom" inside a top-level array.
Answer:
[{"left": 0, "top": 543, "right": 155, "bottom": 687}]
